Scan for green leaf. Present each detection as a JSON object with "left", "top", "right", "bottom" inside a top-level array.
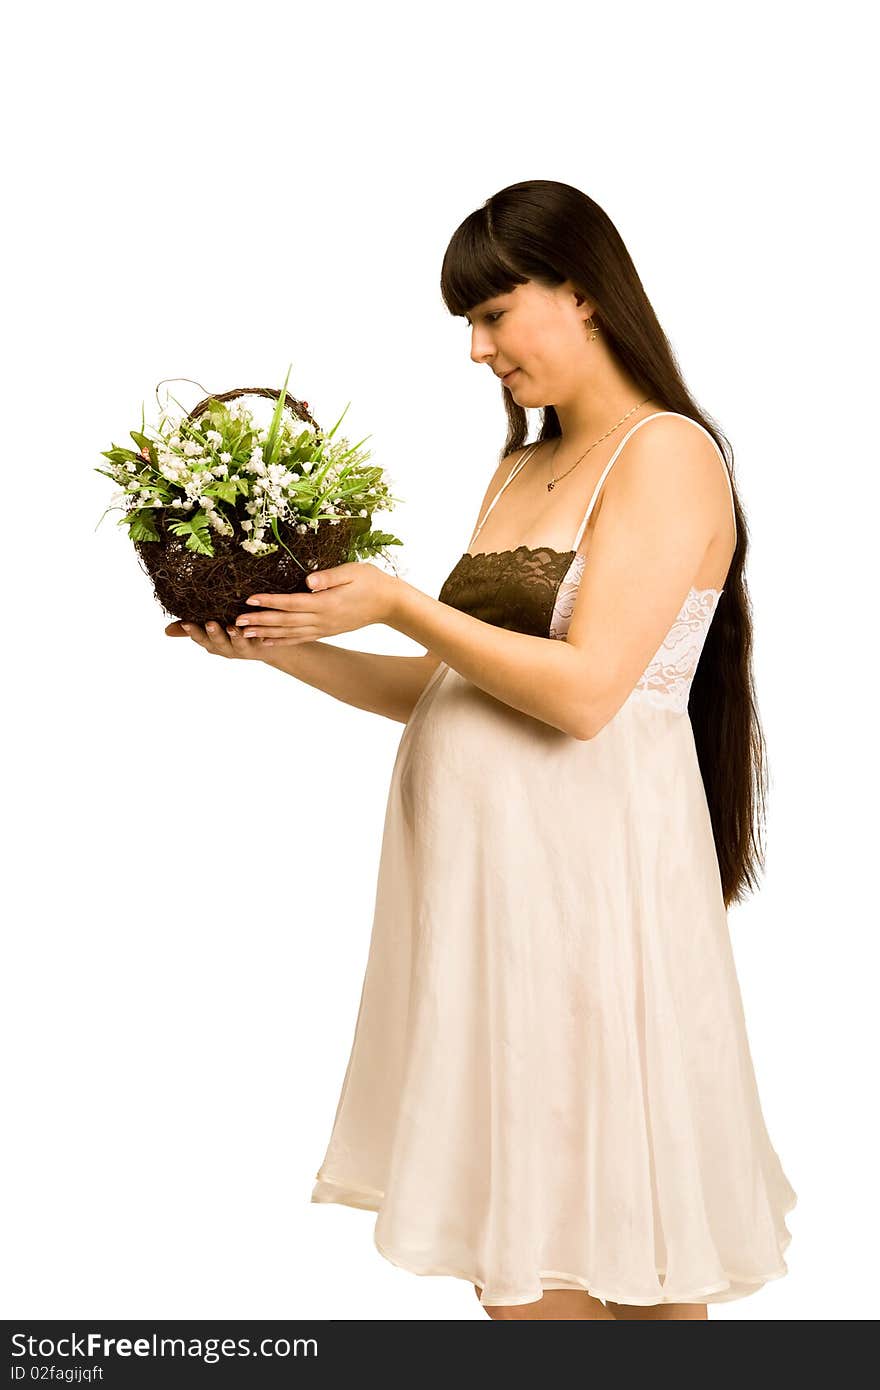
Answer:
[
  {"left": 351, "top": 529, "right": 402, "bottom": 556},
  {"left": 185, "top": 529, "right": 214, "bottom": 555},
  {"left": 102, "top": 447, "right": 142, "bottom": 464},
  {"left": 126, "top": 509, "right": 161, "bottom": 542},
  {"left": 130, "top": 430, "right": 157, "bottom": 465},
  {"left": 262, "top": 363, "right": 293, "bottom": 467},
  {"left": 209, "top": 478, "right": 240, "bottom": 504},
  {"left": 167, "top": 508, "right": 215, "bottom": 556}
]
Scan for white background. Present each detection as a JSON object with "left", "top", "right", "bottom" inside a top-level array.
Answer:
[{"left": 4, "top": 0, "right": 877, "bottom": 1323}]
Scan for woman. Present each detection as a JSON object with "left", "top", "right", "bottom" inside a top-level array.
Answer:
[{"left": 169, "top": 179, "right": 797, "bottom": 1320}]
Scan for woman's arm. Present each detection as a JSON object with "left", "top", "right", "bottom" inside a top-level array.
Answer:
[
  {"left": 385, "top": 419, "right": 731, "bottom": 739},
  {"left": 259, "top": 642, "right": 440, "bottom": 724},
  {"left": 387, "top": 591, "right": 592, "bottom": 736}
]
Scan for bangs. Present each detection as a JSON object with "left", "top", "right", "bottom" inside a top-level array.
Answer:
[{"left": 440, "top": 209, "right": 530, "bottom": 319}]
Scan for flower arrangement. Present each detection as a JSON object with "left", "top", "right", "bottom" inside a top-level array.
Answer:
[{"left": 95, "top": 366, "right": 404, "bottom": 627}]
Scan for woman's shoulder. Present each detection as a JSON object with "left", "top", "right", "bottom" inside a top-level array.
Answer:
[
  {"left": 595, "top": 412, "right": 722, "bottom": 501},
  {"left": 602, "top": 412, "right": 735, "bottom": 553}
]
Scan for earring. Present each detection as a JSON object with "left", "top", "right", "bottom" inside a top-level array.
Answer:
[{"left": 586, "top": 316, "right": 599, "bottom": 341}]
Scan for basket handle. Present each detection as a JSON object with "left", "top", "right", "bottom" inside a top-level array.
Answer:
[{"left": 186, "top": 384, "right": 320, "bottom": 432}]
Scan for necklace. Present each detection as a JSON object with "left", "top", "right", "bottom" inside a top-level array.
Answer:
[{"left": 545, "top": 398, "right": 653, "bottom": 491}]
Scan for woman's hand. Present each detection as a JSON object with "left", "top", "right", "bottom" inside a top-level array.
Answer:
[
  {"left": 165, "top": 619, "right": 270, "bottom": 658},
  {"left": 228, "top": 560, "right": 398, "bottom": 646}
]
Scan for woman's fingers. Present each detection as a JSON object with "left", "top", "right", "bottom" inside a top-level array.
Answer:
[
  {"left": 183, "top": 623, "right": 212, "bottom": 649},
  {"left": 224, "top": 625, "right": 268, "bottom": 656},
  {"left": 242, "top": 591, "right": 313, "bottom": 613},
  {"left": 164, "top": 618, "right": 269, "bottom": 658},
  {"left": 235, "top": 623, "right": 309, "bottom": 640},
  {"left": 179, "top": 622, "right": 230, "bottom": 653},
  {"left": 202, "top": 621, "right": 237, "bottom": 654}
]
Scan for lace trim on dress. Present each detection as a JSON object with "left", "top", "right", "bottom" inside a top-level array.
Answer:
[
  {"left": 548, "top": 553, "right": 722, "bottom": 714},
  {"left": 548, "top": 552, "right": 586, "bottom": 640},
  {"left": 631, "top": 587, "right": 722, "bottom": 713},
  {"left": 438, "top": 545, "right": 578, "bottom": 639}
]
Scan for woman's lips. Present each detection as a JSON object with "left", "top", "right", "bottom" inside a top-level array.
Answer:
[{"left": 501, "top": 369, "right": 519, "bottom": 383}]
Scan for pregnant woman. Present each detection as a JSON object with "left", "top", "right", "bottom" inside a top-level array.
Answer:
[{"left": 168, "top": 179, "right": 797, "bottom": 1320}]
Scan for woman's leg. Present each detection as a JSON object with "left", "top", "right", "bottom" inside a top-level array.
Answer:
[
  {"left": 604, "top": 1300, "right": 708, "bottom": 1320},
  {"left": 473, "top": 1283, "right": 709, "bottom": 1319}
]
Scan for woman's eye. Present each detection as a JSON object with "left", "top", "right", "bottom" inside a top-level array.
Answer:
[{"left": 487, "top": 312, "right": 504, "bottom": 323}]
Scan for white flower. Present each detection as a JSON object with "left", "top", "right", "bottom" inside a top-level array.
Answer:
[
  {"left": 219, "top": 451, "right": 232, "bottom": 464},
  {"left": 207, "top": 511, "right": 234, "bottom": 536},
  {"left": 183, "top": 440, "right": 202, "bottom": 456},
  {"left": 205, "top": 429, "right": 223, "bottom": 446},
  {"left": 359, "top": 508, "right": 368, "bottom": 517}
]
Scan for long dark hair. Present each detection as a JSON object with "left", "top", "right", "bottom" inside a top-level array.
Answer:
[{"left": 439, "top": 179, "right": 767, "bottom": 909}]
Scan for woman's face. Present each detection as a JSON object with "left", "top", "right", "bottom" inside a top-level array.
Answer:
[{"left": 465, "top": 279, "right": 594, "bottom": 406}]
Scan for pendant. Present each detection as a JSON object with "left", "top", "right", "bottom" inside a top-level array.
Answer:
[{"left": 547, "top": 479, "right": 556, "bottom": 492}]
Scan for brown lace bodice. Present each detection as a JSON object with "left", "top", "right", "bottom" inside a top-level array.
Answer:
[{"left": 438, "top": 545, "right": 578, "bottom": 639}]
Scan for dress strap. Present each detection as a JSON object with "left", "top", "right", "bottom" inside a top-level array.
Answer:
[
  {"left": 468, "top": 443, "right": 541, "bottom": 550},
  {"left": 570, "top": 411, "right": 737, "bottom": 551}
]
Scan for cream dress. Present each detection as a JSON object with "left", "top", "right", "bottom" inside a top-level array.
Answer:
[{"left": 310, "top": 412, "right": 797, "bottom": 1308}]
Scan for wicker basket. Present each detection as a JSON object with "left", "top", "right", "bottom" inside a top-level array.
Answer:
[{"left": 133, "top": 384, "right": 368, "bottom": 628}]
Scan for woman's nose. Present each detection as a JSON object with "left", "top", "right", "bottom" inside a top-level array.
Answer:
[{"left": 470, "top": 333, "right": 492, "bottom": 365}]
